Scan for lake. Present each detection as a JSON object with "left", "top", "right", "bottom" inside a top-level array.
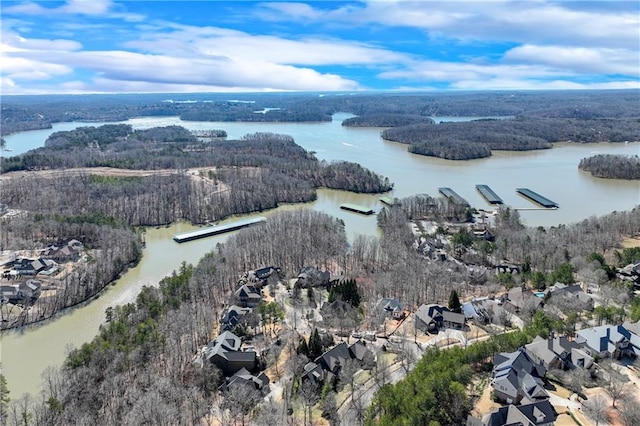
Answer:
[{"left": 1, "top": 113, "right": 638, "bottom": 396}]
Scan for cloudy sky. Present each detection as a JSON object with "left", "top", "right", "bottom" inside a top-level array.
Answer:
[{"left": 1, "top": 0, "right": 638, "bottom": 94}]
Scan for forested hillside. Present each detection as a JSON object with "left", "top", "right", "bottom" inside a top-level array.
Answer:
[
  {"left": 5, "top": 210, "right": 348, "bottom": 425},
  {"left": 1, "top": 127, "right": 391, "bottom": 226},
  {"left": 382, "top": 117, "right": 639, "bottom": 160},
  {"left": 579, "top": 154, "right": 640, "bottom": 179}
]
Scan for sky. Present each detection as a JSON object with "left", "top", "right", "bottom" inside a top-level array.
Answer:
[{"left": 1, "top": 0, "right": 639, "bottom": 94}]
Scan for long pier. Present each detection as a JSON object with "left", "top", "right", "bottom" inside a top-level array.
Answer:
[
  {"left": 438, "top": 187, "right": 469, "bottom": 206},
  {"left": 475, "top": 184, "right": 503, "bottom": 204},
  {"left": 173, "top": 217, "right": 266, "bottom": 243},
  {"left": 340, "top": 203, "right": 375, "bottom": 215},
  {"left": 516, "top": 188, "right": 559, "bottom": 208}
]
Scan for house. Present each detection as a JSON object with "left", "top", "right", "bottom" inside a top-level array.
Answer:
[
  {"left": 415, "top": 304, "right": 443, "bottom": 333},
  {"left": 220, "top": 367, "right": 270, "bottom": 393},
  {"left": 220, "top": 305, "right": 253, "bottom": 331},
  {"left": 415, "top": 303, "right": 465, "bottom": 333},
  {"left": 525, "top": 334, "right": 593, "bottom": 370},
  {"left": 18, "top": 279, "right": 42, "bottom": 303},
  {"left": 203, "top": 331, "right": 257, "bottom": 375},
  {"left": 616, "top": 263, "right": 640, "bottom": 285},
  {"left": 575, "top": 324, "right": 638, "bottom": 360},
  {"left": 41, "top": 240, "right": 83, "bottom": 262},
  {"left": 467, "top": 400, "right": 558, "bottom": 426},
  {"left": 1, "top": 280, "right": 41, "bottom": 305},
  {"left": 0, "top": 285, "right": 19, "bottom": 304},
  {"left": 503, "top": 287, "right": 543, "bottom": 315},
  {"left": 247, "top": 266, "right": 281, "bottom": 286},
  {"left": 496, "top": 264, "right": 520, "bottom": 274},
  {"left": 295, "top": 266, "right": 330, "bottom": 288},
  {"left": 13, "top": 258, "right": 51, "bottom": 276},
  {"left": 375, "top": 297, "right": 404, "bottom": 320},
  {"left": 545, "top": 283, "right": 594, "bottom": 311},
  {"left": 492, "top": 348, "right": 547, "bottom": 404},
  {"left": 301, "top": 341, "right": 374, "bottom": 385},
  {"left": 233, "top": 284, "right": 262, "bottom": 308}
]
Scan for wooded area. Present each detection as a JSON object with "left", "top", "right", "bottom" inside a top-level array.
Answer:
[
  {"left": 579, "top": 154, "right": 640, "bottom": 179},
  {"left": 1, "top": 127, "right": 391, "bottom": 225},
  {"left": 2, "top": 90, "right": 638, "bottom": 136}
]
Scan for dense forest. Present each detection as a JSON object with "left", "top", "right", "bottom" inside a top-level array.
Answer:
[
  {"left": 579, "top": 154, "right": 640, "bottom": 179},
  {"left": 2, "top": 90, "right": 639, "bottom": 136},
  {"left": 382, "top": 117, "right": 640, "bottom": 160},
  {"left": 0, "top": 215, "right": 141, "bottom": 328},
  {"left": 1, "top": 126, "right": 391, "bottom": 225}
]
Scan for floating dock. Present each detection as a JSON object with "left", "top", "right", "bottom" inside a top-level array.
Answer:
[
  {"left": 340, "top": 203, "right": 375, "bottom": 215},
  {"left": 438, "top": 187, "right": 469, "bottom": 206},
  {"left": 475, "top": 184, "right": 503, "bottom": 205},
  {"left": 173, "top": 217, "right": 266, "bottom": 243},
  {"left": 516, "top": 188, "right": 559, "bottom": 208},
  {"left": 380, "top": 196, "right": 395, "bottom": 206}
]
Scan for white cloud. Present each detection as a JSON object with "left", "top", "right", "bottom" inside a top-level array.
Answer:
[
  {"left": 125, "top": 24, "right": 408, "bottom": 66},
  {"left": 504, "top": 45, "right": 640, "bottom": 76},
  {"left": 3, "top": 0, "right": 145, "bottom": 21},
  {"left": 451, "top": 78, "right": 640, "bottom": 91},
  {"left": 261, "top": 1, "right": 640, "bottom": 50},
  {"left": 379, "top": 60, "right": 568, "bottom": 82}
]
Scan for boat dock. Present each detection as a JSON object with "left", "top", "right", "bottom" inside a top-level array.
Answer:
[
  {"left": 173, "top": 217, "right": 267, "bottom": 243},
  {"left": 475, "top": 184, "right": 503, "bottom": 204},
  {"left": 380, "top": 196, "right": 395, "bottom": 206},
  {"left": 516, "top": 188, "right": 559, "bottom": 208},
  {"left": 438, "top": 187, "right": 469, "bottom": 206},
  {"left": 340, "top": 203, "right": 375, "bottom": 215}
]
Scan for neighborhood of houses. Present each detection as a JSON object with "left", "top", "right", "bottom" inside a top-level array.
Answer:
[
  {"left": 1, "top": 239, "right": 85, "bottom": 321},
  {"left": 185, "top": 251, "right": 640, "bottom": 426}
]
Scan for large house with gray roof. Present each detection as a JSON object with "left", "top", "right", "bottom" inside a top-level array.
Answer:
[
  {"left": 467, "top": 400, "right": 558, "bottom": 426},
  {"left": 415, "top": 303, "right": 465, "bottom": 333},
  {"left": 575, "top": 324, "right": 638, "bottom": 360},
  {"left": 203, "top": 330, "right": 257, "bottom": 375},
  {"left": 492, "top": 348, "right": 547, "bottom": 405},
  {"left": 525, "top": 334, "right": 594, "bottom": 370}
]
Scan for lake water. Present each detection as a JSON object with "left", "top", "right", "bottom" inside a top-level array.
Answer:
[{"left": 1, "top": 113, "right": 639, "bottom": 397}]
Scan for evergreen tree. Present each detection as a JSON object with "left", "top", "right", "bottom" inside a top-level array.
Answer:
[
  {"left": 448, "top": 290, "right": 461, "bottom": 313},
  {"left": 308, "top": 328, "right": 324, "bottom": 360},
  {"left": 297, "top": 338, "right": 309, "bottom": 357}
]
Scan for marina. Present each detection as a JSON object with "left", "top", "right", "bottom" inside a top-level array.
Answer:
[
  {"left": 438, "top": 187, "right": 470, "bottom": 206},
  {"left": 475, "top": 184, "right": 503, "bottom": 205},
  {"left": 516, "top": 188, "right": 559, "bottom": 209},
  {"left": 340, "top": 203, "right": 375, "bottom": 215},
  {"left": 172, "top": 217, "right": 266, "bottom": 242}
]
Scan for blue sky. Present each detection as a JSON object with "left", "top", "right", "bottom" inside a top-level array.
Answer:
[{"left": 1, "top": 0, "right": 639, "bottom": 94}]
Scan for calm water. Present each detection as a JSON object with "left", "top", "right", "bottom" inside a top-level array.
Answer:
[{"left": 1, "top": 114, "right": 639, "bottom": 396}]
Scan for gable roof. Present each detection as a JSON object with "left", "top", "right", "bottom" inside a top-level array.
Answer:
[
  {"left": 205, "top": 330, "right": 242, "bottom": 360},
  {"left": 493, "top": 348, "right": 547, "bottom": 402},
  {"left": 235, "top": 284, "right": 261, "bottom": 299},
  {"left": 576, "top": 324, "right": 635, "bottom": 355},
  {"left": 376, "top": 297, "right": 403, "bottom": 314},
  {"left": 316, "top": 342, "right": 351, "bottom": 373},
  {"left": 480, "top": 399, "right": 557, "bottom": 426},
  {"left": 415, "top": 303, "right": 443, "bottom": 324}
]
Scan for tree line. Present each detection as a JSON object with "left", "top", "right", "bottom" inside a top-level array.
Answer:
[
  {"left": 3, "top": 90, "right": 638, "bottom": 137},
  {"left": 579, "top": 154, "right": 640, "bottom": 179},
  {"left": 382, "top": 117, "right": 639, "bottom": 160}
]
